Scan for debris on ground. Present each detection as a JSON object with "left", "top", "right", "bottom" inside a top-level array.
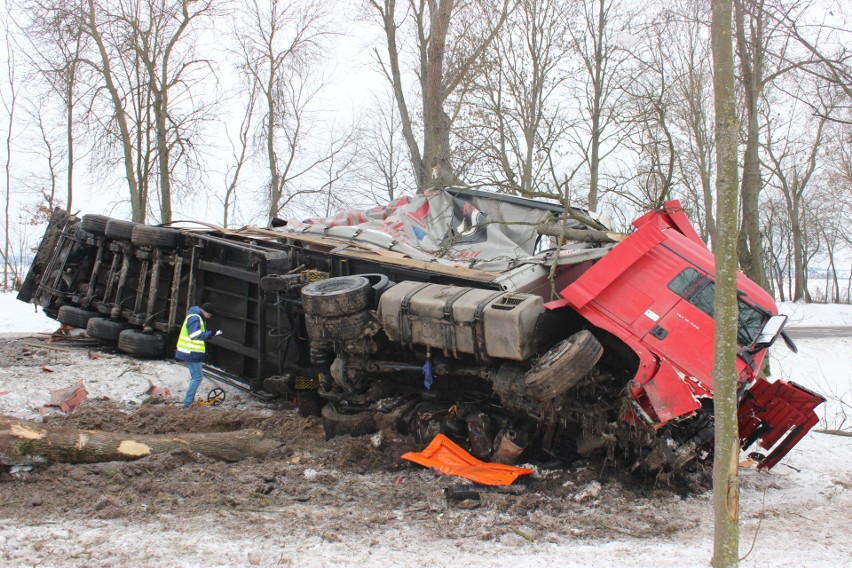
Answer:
[
  {"left": 402, "top": 433, "right": 536, "bottom": 486},
  {"left": 145, "top": 379, "right": 172, "bottom": 399},
  {"left": 44, "top": 380, "right": 88, "bottom": 412}
]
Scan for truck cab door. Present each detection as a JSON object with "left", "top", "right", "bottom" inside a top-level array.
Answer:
[{"left": 640, "top": 267, "right": 716, "bottom": 388}]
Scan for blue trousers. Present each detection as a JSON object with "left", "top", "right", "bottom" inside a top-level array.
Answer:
[{"left": 182, "top": 361, "right": 204, "bottom": 408}]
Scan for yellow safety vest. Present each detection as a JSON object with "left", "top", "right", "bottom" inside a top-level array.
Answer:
[{"left": 176, "top": 313, "right": 206, "bottom": 355}]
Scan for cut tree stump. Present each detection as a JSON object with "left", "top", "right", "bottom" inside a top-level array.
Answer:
[{"left": 0, "top": 416, "right": 280, "bottom": 465}]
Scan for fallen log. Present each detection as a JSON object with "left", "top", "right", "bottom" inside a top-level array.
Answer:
[{"left": 0, "top": 417, "right": 280, "bottom": 465}]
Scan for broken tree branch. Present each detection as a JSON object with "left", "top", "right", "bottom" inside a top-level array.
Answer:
[
  {"left": 814, "top": 429, "right": 852, "bottom": 438},
  {"left": 536, "top": 222, "right": 628, "bottom": 243}
]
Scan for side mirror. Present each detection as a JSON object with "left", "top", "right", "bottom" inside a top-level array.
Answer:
[{"left": 752, "top": 314, "right": 787, "bottom": 350}]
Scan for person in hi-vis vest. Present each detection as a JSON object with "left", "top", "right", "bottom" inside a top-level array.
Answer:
[{"left": 175, "top": 302, "right": 222, "bottom": 408}]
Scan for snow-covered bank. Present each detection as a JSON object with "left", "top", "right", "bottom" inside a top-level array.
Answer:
[{"left": 778, "top": 301, "right": 852, "bottom": 327}]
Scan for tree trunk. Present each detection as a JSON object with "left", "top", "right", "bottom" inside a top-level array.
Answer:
[
  {"left": 421, "top": 0, "right": 457, "bottom": 190},
  {"left": 711, "top": 0, "right": 740, "bottom": 565},
  {"left": 734, "top": 0, "right": 767, "bottom": 291},
  {"left": 587, "top": 0, "right": 607, "bottom": 211},
  {"left": 86, "top": 0, "right": 144, "bottom": 223},
  {"left": 0, "top": 417, "right": 280, "bottom": 464}
]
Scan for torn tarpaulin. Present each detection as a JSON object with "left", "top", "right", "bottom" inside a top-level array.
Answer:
[
  {"left": 45, "top": 380, "right": 88, "bottom": 412},
  {"left": 402, "top": 434, "right": 535, "bottom": 486}
]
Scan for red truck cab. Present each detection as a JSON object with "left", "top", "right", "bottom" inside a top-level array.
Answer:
[{"left": 553, "top": 201, "right": 823, "bottom": 470}]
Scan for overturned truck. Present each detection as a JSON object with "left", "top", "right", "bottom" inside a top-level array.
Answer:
[{"left": 18, "top": 189, "right": 824, "bottom": 479}]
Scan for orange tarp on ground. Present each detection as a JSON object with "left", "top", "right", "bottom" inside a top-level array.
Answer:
[{"left": 402, "top": 434, "right": 535, "bottom": 486}]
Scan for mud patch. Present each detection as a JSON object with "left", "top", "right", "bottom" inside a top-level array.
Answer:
[{"left": 0, "top": 334, "right": 708, "bottom": 544}]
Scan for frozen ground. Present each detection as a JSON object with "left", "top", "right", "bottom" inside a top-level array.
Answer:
[{"left": 0, "top": 292, "right": 850, "bottom": 567}]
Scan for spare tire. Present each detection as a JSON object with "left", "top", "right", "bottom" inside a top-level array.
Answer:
[
  {"left": 525, "top": 330, "right": 603, "bottom": 401},
  {"left": 81, "top": 214, "right": 112, "bottom": 235},
  {"left": 118, "top": 329, "right": 168, "bottom": 358},
  {"left": 321, "top": 404, "right": 378, "bottom": 440},
  {"left": 305, "top": 310, "right": 373, "bottom": 342},
  {"left": 359, "top": 273, "right": 395, "bottom": 308},
  {"left": 87, "top": 317, "right": 136, "bottom": 343},
  {"left": 302, "top": 276, "right": 371, "bottom": 317},
  {"left": 57, "top": 305, "right": 99, "bottom": 329},
  {"left": 105, "top": 219, "right": 138, "bottom": 241},
  {"left": 131, "top": 225, "right": 180, "bottom": 248}
]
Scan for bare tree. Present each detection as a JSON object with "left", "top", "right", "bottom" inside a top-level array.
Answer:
[
  {"left": 614, "top": 16, "right": 679, "bottom": 211},
  {"left": 82, "top": 0, "right": 147, "bottom": 220},
  {"left": 566, "top": 0, "right": 633, "bottom": 210},
  {"left": 711, "top": 0, "right": 740, "bottom": 564},
  {"left": 72, "top": 0, "right": 219, "bottom": 223},
  {"left": 370, "top": 0, "right": 510, "bottom": 191},
  {"left": 123, "top": 0, "right": 219, "bottom": 224},
  {"left": 763, "top": 97, "right": 831, "bottom": 301},
  {"left": 221, "top": 83, "right": 256, "bottom": 228},
  {"left": 667, "top": 0, "right": 717, "bottom": 242},
  {"left": 19, "top": 0, "right": 88, "bottom": 214},
  {"left": 235, "top": 0, "right": 337, "bottom": 222},
  {"left": 1, "top": 5, "right": 20, "bottom": 289},
  {"left": 464, "top": 0, "right": 575, "bottom": 198},
  {"left": 352, "top": 90, "right": 416, "bottom": 205}
]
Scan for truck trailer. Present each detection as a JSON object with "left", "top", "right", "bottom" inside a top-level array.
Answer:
[{"left": 17, "top": 189, "right": 824, "bottom": 481}]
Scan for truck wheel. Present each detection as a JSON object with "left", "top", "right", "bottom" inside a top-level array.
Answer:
[
  {"left": 360, "top": 273, "right": 394, "bottom": 308},
  {"left": 81, "top": 214, "right": 112, "bottom": 235},
  {"left": 302, "top": 276, "right": 371, "bottom": 317},
  {"left": 118, "top": 329, "right": 167, "bottom": 358},
  {"left": 105, "top": 219, "right": 138, "bottom": 241},
  {"left": 321, "top": 404, "right": 378, "bottom": 439},
  {"left": 131, "top": 225, "right": 180, "bottom": 248},
  {"left": 525, "top": 330, "right": 603, "bottom": 401},
  {"left": 58, "top": 305, "right": 99, "bottom": 329},
  {"left": 305, "top": 311, "right": 372, "bottom": 341},
  {"left": 87, "top": 317, "right": 136, "bottom": 343}
]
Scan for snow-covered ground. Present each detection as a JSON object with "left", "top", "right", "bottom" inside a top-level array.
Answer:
[
  {"left": 779, "top": 301, "right": 852, "bottom": 327},
  {"left": 1, "top": 292, "right": 850, "bottom": 567}
]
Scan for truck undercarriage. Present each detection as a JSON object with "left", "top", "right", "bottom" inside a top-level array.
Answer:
[{"left": 17, "top": 189, "right": 824, "bottom": 483}]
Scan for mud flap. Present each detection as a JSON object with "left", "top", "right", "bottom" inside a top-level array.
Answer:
[{"left": 738, "top": 378, "right": 825, "bottom": 470}]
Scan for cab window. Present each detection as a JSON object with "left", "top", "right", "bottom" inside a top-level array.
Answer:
[{"left": 667, "top": 267, "right": 768, "bottom": 346}]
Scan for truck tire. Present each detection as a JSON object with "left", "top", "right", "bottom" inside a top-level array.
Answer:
[
  {"left": 87, "top": 317, "right": 136, "bottom": 343},
  {"left": 321, "top": 404, "right": 378, "bottom": 439},
  {"left": 81, "top": 214, "right": 112, "bottom": 235},
  {"left": 118, "top": 329, "right": 167, "bottom": 358},
  {"left": 58, "top": 305, "right": 99, "bottom": 329},
  {"left": 360, "top": 273, "right": 394, "bottom": 308},
  {"left": 302, "top": 276, "right": 371, "bottom": 317},
  {"left": 105, "top": 219, "right": 138, "bottom": 241},
  {"left": 525, "top": 330, "right": 603, "bottom": 401},
  {"left": 305, "top": 311, "right": 372, "bottom": 341},
  {"left": 131, "top": 225, "right": 180, "bottom": 248}
]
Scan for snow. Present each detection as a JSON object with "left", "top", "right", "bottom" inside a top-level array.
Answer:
[
  {"left": 0, "top": 292, "right": 62, "bottom": 333},
  {"left": 1, "top": 292, "right": 851, "bottom": 567},
  {"left": 778, "top": 301, "right": 852, "bottom": 327}
]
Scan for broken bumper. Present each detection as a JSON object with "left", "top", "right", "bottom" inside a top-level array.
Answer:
[{"left": 738, "top": 377, "right": 825, "bottom": 470}]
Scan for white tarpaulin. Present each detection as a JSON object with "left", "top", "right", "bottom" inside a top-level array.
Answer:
[{"left": 280, "top": 190, "right": 595, "bottom": 271}]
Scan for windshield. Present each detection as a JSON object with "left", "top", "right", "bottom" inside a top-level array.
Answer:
[{"left": 667, "top": 267, "right": 769, "bottom": 347}]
